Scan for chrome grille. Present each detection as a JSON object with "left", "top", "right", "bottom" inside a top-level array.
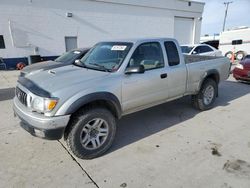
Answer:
[{"left": 16, "top": 87, "right": 28, "bottom": 106}]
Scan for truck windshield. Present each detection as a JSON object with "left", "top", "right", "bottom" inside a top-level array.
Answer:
[
  {"left": 55, "top": 50, "right": 82, "bottom": 63},
  {"left": 181, "top": 46, "right": 194, "bottom": 54},
  {"left": 79, "top": 42, "right": 133, "bottom": 72}
]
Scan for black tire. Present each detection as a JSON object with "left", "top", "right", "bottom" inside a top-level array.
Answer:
[
  {"left": 192, "top": 78, "right": 218, "bottom": 111},
  {"left": 225, "top": 51, "right": 234, "bottom": 60},
  {"left": 65, "top": 107, "right": 116, "bottom": 159},
  {"left": 235, "top": 51, "right": 245, "bottom": 61}
]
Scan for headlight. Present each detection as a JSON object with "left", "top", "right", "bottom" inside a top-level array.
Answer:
[
  {"left": 31, "top": 96, "right": 58, "bottom": 113},
  {"left": 32, "top": 97, "right": 44, "bottom": 112},
  {"left": 235, "top": 64, "right": 244, "bottom": 70}
]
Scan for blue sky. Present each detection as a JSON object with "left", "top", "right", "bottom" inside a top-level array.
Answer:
[{"left": 199, "top": 0, "right": 250, "bottom": 36}]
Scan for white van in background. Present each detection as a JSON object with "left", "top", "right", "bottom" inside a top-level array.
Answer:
[{"left": 219, "top": 27, "right": 250, "bottom": 60}]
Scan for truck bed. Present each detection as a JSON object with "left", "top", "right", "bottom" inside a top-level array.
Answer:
[
  {"left": 184, "top": 55, "right": 231, "bottom": 95},
  {"left": 184, "top": 55, "right": 225, "bottom": 64}
]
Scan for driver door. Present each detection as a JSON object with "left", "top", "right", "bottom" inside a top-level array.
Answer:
[{"left": 122, "top": 42, "right": 168, "bottom": 113}]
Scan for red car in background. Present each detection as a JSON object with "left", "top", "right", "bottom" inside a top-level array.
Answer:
[{"left": 233, "top": 56, "right": 250, "bottom": 82}]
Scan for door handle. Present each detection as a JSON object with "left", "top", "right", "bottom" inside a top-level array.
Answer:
[{"left": 160, "top": 73, "right": 168, "bottom": 79}]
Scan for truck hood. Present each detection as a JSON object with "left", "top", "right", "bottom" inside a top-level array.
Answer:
[
  {"left": 21, "top": 61, "right": 65, "bottom": 76},
  {"left": 23, "top": 65, "right": 110, "bottom": 95}
]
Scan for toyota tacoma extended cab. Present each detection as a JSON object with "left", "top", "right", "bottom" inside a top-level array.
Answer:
[{"left": 13, "top": 38, "right": 231, "bottom": 159}]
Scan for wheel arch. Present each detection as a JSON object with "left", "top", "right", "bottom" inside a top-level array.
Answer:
[
  {"left": 236, "top": 50, "right": 246, "bottom": 54},
  {"left": 65, "top": 92, "right": 122, "bottom": 119},
  {"left": 199, "top": 69, "right": 220, "bottom": 95},
  {"left": 225, "top": 51, "right": 234, "bottom": 59}
]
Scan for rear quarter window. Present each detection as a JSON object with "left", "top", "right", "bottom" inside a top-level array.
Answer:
[{"left": 164, "top": 41, "right": 180, "bottom": 66}]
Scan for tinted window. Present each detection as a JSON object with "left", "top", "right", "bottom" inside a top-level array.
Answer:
[
  {"left": 193, "top": 46, "right": 213, "bottom": 54},
  {"left": 128, "top": 42, "right": 164, "bottom": 71},
  {"left": 181, "top": 46, "right": 193, "bottom": 53},
  {"left": 232, "top": 40, "right": 242, "bottom": 45},
  {"left": 0, "top": 35, "right": 5, "bottom": 49},
  {"left": 244, "top": 55, "right": 250, "bottom": 60},
  {"left": 164, "top": 41, "right": 180, "bottom": 66}
]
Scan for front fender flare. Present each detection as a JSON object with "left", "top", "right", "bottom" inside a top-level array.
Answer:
[{"left": 62, "top": 92, "right": 122, "bottom": 119}]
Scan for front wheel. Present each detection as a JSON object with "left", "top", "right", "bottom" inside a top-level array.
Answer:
[
  {"left": 66, "top": 108, "right": 116, "bottom": 159},
  {"left": 192, "top": 78, "right": 218, "bottom": 111}
]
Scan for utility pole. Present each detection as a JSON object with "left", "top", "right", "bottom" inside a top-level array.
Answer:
[{"left": 222, "top": 1, "right": 233, "bottom": 31}]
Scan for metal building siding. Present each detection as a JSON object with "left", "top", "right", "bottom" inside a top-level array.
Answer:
[{"left": 0, "top": 0, "right": 204, "bottom": 62}]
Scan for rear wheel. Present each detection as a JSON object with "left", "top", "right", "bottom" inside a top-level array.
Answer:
[
  {"left": 236, "top": 51, "right": 245, "bottom": 61},
  {"left": 192, "top": 78, "right": 218, "bottom": 111},
  {"left": 225, "top": 51, "right": 234, "bottom": 60},
  {"left": 65, "top": 107, "right": 116, "bottom": 159}
]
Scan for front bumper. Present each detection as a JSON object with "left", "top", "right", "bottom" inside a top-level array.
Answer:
[{"left": 13, "top": 97, "right": 70, "bottom": 140}]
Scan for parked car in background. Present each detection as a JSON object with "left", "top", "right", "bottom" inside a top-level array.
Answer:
[
  {"left": 243, "top": 55, "right": 250, "bottom": 60},
  {"left": 20, "top": 48, "right": 90, "bottom": 77},
  {"left": 14, "top": 38, "right": 231, "bottom": 159},
  {"left": 233, "top": 58, "right": 250, "bottom": 82},
  {"left": 181, "top": 44, "right": 222, "bottom": 57}
]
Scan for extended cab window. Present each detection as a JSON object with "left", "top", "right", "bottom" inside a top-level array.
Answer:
[
  {"left": 128, "top": 42, "right": 164, "bottom": 71},
  {"left": 164, "top": 41, "right": 180, "bottom": 66}
]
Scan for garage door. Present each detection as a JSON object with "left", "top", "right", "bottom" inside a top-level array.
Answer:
[{"left": 174, "top": 17, "right": 194, "bottom": 45}]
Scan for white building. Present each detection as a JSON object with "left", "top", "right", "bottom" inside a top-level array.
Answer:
[{"left": 0, "top": 0, "right": 204, "bottom": 68}]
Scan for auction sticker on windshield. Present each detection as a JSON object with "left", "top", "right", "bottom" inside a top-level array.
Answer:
[{"left": 111, "top": 46, "right": 127, "bottom": 51}]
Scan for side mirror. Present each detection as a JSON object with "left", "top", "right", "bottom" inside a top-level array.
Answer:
[
  {"left": 125, "top": 65, "right": 145, "bottom": 74},
  {"left": 192, "top": 51, "right": 197, "bottom": 55},
  {"left": 75, "top": 59, "right": 80, "bottom": 63}
]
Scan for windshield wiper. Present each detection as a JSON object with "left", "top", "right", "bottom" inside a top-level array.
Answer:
[{"left": 89, "top": 63, "right": 111, "bottom": 72}]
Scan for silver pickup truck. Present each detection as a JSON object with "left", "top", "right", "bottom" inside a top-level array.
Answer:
[{"left": 13, "top": 38, "right": 231, "bottom": 159}]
